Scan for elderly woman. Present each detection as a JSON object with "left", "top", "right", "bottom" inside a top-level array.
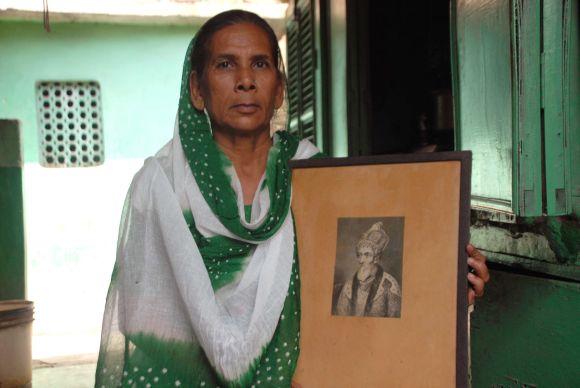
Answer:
[{"left": 95, "top": 9, "right": 489, "bottom": 388}]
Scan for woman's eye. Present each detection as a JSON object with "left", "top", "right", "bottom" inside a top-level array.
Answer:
[
  {"left": 216, "top": 61, "right": 231, "bottom": 69},
  {"left": 255, "top": 60, "right": 269, "bottom": 69}
]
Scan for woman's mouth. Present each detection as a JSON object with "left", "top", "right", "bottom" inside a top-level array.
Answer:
[{"left": 232, "top": 103, "right": 259, "bottom": 113}]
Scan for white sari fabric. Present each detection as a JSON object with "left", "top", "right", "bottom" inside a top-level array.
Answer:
[{"left": 95, "top": 120, "right": 319, "bottom": 387}]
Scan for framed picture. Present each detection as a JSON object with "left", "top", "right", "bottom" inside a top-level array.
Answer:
[{"left": 289, "top": 152, "right": 471, "bottom": 388}]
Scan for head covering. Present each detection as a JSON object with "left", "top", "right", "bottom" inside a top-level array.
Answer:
[
  {"left": 95, "top": 30, "right": 319, "bottom": 387},
  {"left": 357, "top": 222, "right": 390, "bottom": 256}
]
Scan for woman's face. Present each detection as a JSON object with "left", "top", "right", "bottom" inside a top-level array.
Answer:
[{"left": 190, "top": 23, "right": 284, "bottom": 135}]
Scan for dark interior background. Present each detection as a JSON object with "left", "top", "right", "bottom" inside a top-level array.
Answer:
[{"left": 354, "top": 0, "right": 454, "bottom": 155}]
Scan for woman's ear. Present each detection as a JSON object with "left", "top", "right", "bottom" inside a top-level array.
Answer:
[{"left": 189, "top": 71, "right": 205, "bottom": 111}]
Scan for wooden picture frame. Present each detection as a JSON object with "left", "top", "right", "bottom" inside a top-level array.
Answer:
[{"left": 289, "top": 152, "right": 471, "bottom": 388}]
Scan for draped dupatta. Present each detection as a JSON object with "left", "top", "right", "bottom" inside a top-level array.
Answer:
[{"left": 95, "top": 37, "right": 319, "bottom": 388}]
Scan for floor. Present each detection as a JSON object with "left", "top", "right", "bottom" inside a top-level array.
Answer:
[{"left": 32, "top": 354, "right": 96, "bottom": 388}]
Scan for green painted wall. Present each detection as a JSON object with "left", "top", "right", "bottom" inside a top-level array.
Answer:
[
  {"left": 471, "top": 270, "right": 580, "bottom": 387},
  {"left": 0, "top": 20, "right": 200, "bottom": 357},
  {"left": 471, "top": 216, "right": 580, "bottom": 281},
  {"left": 0, "top": 20, "right": 197, "bottom": 163},
  {"left": 0, "top": 120, "right": 25, "bottom": 300}
]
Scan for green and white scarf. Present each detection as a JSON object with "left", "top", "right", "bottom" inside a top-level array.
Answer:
[{"left": 95, "top": 37, "right": 319, "bottom": 387}]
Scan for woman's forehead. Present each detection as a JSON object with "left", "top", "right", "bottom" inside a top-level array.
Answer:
[{"left": 208, "top": 23, "right": 274, "bottom": 58}]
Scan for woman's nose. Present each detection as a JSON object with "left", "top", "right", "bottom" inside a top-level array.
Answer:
[{"left": 235, "top": 68, "right": 256, "bottom": 92}]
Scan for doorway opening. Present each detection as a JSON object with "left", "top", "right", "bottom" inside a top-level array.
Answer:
[{"left": 348, "top": 0, "right": 455, "bottom": 156}]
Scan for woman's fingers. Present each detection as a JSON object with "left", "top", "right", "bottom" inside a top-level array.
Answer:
[
  {"left": 291, "top": 381, "right": 303, "bottom": 388},
  {"left": 468, "top": 272, "right": 485, "bottom": 297},
  {"left": 467, "top": 244, "right": 490, "bottom": 283},
  {"left": 467, "top": 258, "right": 490, "bottom": 283},
  {"left": 466, "top": 244, "right": 490, "bottom": 305},
  {"left": 468, "top": 288, "right": 476, "bottom": 305}
]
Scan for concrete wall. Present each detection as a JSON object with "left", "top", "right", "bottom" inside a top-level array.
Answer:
[
  {"left": 0, "top": 20, "right": 197, "bottom": 358},
  {"left": 0, "top": 20, "right": 195, "bottom": 162}
]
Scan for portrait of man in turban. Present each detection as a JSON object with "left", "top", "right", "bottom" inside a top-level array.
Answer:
[{"left": 334, "top": 221, "right": 402, "bottom": 318}]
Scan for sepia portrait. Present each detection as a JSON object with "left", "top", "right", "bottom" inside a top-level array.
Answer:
[
  {"left": 291, "top": 154, "right": 472, "bottom": 386},
  {"left": 332, "top": 217, "right": 404, "bottom": 318}
]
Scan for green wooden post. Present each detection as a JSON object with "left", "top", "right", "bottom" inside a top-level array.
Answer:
[
  {"left": 543, "top": 0, "right": 568, "bottom": 215},
  {"left": 512, "top": 0, "right": 543, "bottom": 216},
  {"left": 569, "top": 0, "right": 580, "bottom": 216},
  {"left": 0, "top": 120, "right": 26, "bottom": 300},
  {"left": 313, "top": 0, "right": 332, "bottom": 155}
]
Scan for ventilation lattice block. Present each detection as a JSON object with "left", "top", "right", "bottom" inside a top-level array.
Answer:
[{"left": 36, "top": 81, "right": 104, "bottom": 167}]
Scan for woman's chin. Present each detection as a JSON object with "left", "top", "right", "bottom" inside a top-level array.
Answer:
[{"left": 216, "top": 121, "right": 271, "bottom": 137}]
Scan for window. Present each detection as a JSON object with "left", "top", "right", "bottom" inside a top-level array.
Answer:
[
  {"left": 453, "top": 0, "right": 579, "bottom": 217},
  {"left": 36, "top": 81, "right": 105, "bottom": 167}
]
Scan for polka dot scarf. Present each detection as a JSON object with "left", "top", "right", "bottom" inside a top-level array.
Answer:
[
  {"left": 177, "top": 38, "right": 299, "bottom": 242},
  {"left": 173, "top": 37, "right": 303, "bottom": 387}
]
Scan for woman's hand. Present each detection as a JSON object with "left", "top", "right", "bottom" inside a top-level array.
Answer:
[
  {"left": 291, "top": 381, "right": 303, "bottom": 388},
  {"left": 467, "top": 244, "right": 490, "bottom": 305}
]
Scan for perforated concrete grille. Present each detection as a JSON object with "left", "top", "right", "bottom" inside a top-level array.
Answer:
[{"left": 36, "top": 81, "right": 104, "bottom": 167}]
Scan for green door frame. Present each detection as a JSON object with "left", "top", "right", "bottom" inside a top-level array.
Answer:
[{"left": 0, "top": 120, "right": 26, "bottom": 300}]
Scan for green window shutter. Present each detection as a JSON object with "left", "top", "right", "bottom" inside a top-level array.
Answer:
[
  {"left": 566, "top": 0, "right": 580, "bottom": 216},
  {"left": 512, "top": 0, "right": 543, "bottom": 216},
  {"left": 453, "top": 0, "right": 580, "bottom": 217},
  {"left": 542, "top": 0, "right": 579, "bottom": 216},
  {"left": 287, "top": 0, "right": 316, "bottom": 144},
  {"left": 454, "top": 0, "right": 519, "bottom": 215}
]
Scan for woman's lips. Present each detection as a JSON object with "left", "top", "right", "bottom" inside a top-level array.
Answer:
[{"left": 232, "top": 103, "right": 259, "bottom": 113}]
